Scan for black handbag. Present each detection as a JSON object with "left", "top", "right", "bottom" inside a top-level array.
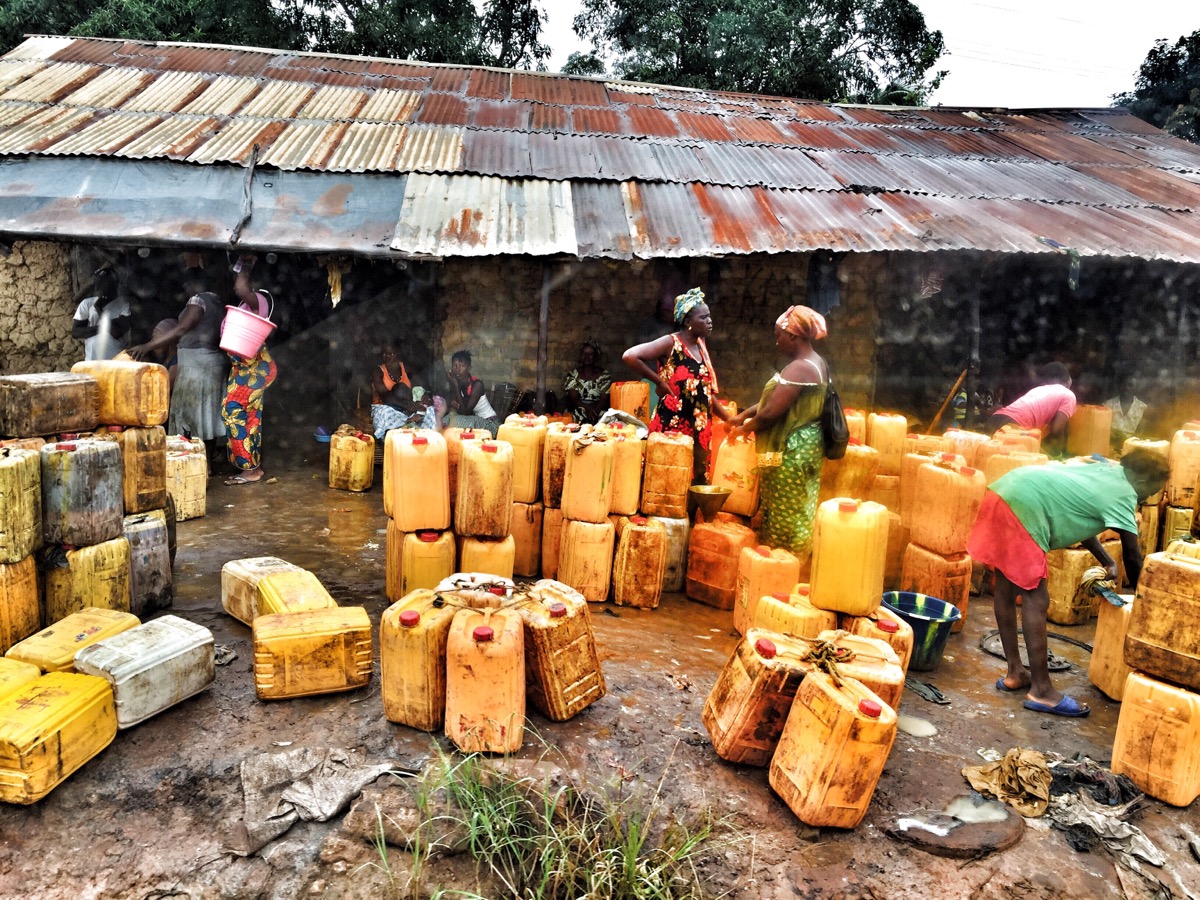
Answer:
[{"left": 822, "top": 381, "right": 849, "bottom": 460}]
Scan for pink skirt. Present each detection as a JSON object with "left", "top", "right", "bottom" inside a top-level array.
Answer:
[{"left": 967, "top": 492, "right": 1048, "bottom": 591}]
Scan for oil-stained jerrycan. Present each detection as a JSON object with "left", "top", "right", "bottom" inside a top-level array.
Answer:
[
  {"left": 768, "top": 671, "right": 898, "bottom": 829},
  {"left": 612, "top": 516, "right": 667, "bottom": 608},
  {"left": 445, "top": 607, "right": 524, "bottom": 753},
  {"left": 517, "top": 580, "right": 605, "bottom": 721},
  {"left": 0, "top": 657, "right": 40, "bottom": 703},
  {"left": 435, "top": 572, "right": 514, "bottom": 609},
  {"left": 381, "top": 589, "right": 458, "bottom": 731},
  {"left": 328, "top": 429, "right": 374, "bottom": 492},
  {"left": 0, "top": 372, "right": 99, "bottom": 438},
  {"left": 70, "top": 359, "right": 169, "bottom": 427},
  {"left": 839, "top": 605, "right": 915, "bottom": 674},
  {"left": 0, "top": 556, "right": 41, "bottom": 656},
  {"left": 40, "top": 441, "right": 123, "bottom": 546},
  {"left": 815, "top": 629, "right": 905, "bottom": 711},
  {"left": 556, "top": 519, "right": 615, "bottom": 602},
  {"left": 5, "top": 607, "right": 140, "bottom": 673},
  {"left": 511, "top": 501, "right": 544, "bottom": 578},
  {"left": 123, "top": 511, "right": 172, "bottom": 618},
  {"left": 702, "top": 630, "right": 811, "bottom": 766},
  {"left": 221, "top": 556, "right": 306, "bottom": 625},
  {"left": 0, "top": 670, "right": 117, "bottom": 804},
  {"left": 165, "top": 449, "right": 206, "bottom": 521},
  {"left": 734, "top": 545, "right": 801, "bottom": 635},
  {"left": 1110, "top": 670, "right": 1200, "bottom": 807},
  {"left": 254, "top": 569, "right": 338, "bottom": 618},
  {"left": 73, "top": 615, "right": 213, "bottom": 728},
  {"left": 0, "top": 447, "right": 42, "bottom": 564},
  {"left": 751, "top": 589, "right": 836, "bottom": 641},
  {"left": 456, "top": 440, "right": 514, "bottom": 537},
  {"left": 42, "top": 537, "right": 132, "bottom": 626},
  {"left": 252, "top": 606, "right": 372, "bottom": 700}
]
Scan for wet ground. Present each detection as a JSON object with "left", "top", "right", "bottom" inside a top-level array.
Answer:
[{"left": 2, "top": 438, "right": 1199, "bottom": 899}]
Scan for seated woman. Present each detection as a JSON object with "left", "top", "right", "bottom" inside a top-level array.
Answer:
[
  {"left": 564, "top": 340, "right": 611, "bottom": 425},
  {"left": 444, "top": 350, "right": 499, "bottom": 436},
  {"left": 370, "top": 343, "right": 440, "bottom": 438}
]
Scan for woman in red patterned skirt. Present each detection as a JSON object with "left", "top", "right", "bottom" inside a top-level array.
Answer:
[{"left": 222, "top": 254, "right": 277, "bottom": 485}]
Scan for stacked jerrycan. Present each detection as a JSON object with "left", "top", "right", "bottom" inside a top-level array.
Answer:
[
  {"left": 165, "top": 434, "right": 206, "bottom": 521},
  {"left": 541, "top": 422, "right": 585, "bottom": 579},
  {"left": 1109, "top": 538, "right": 1200, "bottom": 806},
  {"left": 1160, "top": 430, "right": 1200, "bottom": 551},
  {"left": 498, "top": 414, "right": 547, "bottom": 577},
  {"left": 384, "top": 430, "right": 455, "bottom": 600},
  {"left": 638, "top": 432, "right": 693, "bottom": 593},
  {"left": 1123, "top": 438, "right": 1168, "bottom": 558},
  {"left": 455, "top": 433, "right": 516, "bottom": 579},
  {"left": 328, "top": 424, "right": 375, "bottom": 492},
  {"left": 558, "top": 430, "right": 616, "bottom": 601},
  {"left": 1066, "top": 404, "right": 1113, "bottom": 458},
  {"left": 864, "top": 413, "right": 906, "bottom": 510}
]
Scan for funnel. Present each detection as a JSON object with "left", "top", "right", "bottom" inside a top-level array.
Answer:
[{"left": 688, "top": 485, "right": 732, "bottom": 522}]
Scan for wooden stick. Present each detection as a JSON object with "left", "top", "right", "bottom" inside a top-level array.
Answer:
[{"left": 927, "top": 369, "right": 968, "bottom": 435}]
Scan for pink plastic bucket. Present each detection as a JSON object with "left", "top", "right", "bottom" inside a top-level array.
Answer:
[{"left": 220, "top": 305, "right": 276, "bottom": 359}]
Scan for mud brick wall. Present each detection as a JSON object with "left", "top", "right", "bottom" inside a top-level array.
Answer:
[
  {"left": 0, "top": 241, "right": 76, "bottom": 375},
  {"left": 436, "top": 253, "right": 882, "bottom": 413}
]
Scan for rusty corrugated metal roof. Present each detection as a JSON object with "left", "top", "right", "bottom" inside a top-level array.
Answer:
[{"left": 2, "top": 35, "right": 1200, "bottom": 262}]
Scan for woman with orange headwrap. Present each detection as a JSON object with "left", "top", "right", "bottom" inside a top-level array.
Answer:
[{"left": 728, "top": 305, "right": 830, "bottom": 570}]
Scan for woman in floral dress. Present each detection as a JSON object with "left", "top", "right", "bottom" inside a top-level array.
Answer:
[
  {"left": 221, "top": 254, "right": 277, "bottom": 485},
  {"left": 622, "top": 288, "right": 731, "bottom": 481}
]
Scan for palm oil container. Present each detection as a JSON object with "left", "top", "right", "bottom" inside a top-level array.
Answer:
[
  {"left": 817, "top": 441, "right": 879, "bottom": 505},
  {"left": 768, "top": 672, "right": 897, "bottom": 828},
  {"left": 973, "top": 439, "right": 1012, "bottom": 476},
  {"left": 1111, "top": 670, "right": 1200, "bottom": 807},
  {"left": 983, "top": 451, "right": 1048, "bottom": 486},
  {"left": 496, "top": 418, "right": 546, "bottom": 504},
  {"left": 900, "top": 451, "right": 963, "bottom": 526},
  {"left": 542, "top": 506, "right": 564, "bottom": 579},
  {"left": 883, "top": 510, "right": 908, "bottom": 591},
  {"left": 1089, "top": 595, "right": 1135, "bottom": 701},
  {"left": 434, "top": 573, "right": 514, "bottom": 609},
  {"left": 0, "top": 556, "right": 40, "bottom": 655},
  {"left": 909, "top": 463, "right": 985, "bottom": 555},
  {"left": 0, "top": 437, "right": 46, "bottom": 452},
  {"left": 386, "top": 430, "right": 451, "bottom": 532},
  {"left": 641, "top": 432, "right": 693, "bottom": 518},
  {"left": 512, "top": 502, "right": 544, "bottom": 577},
  {"left": 1161, "top": 506, "right": 1193, "bottom": 549},
  {"left": 0, "top": 372, "right": 99, "bottom": 437},
  {"left": 444, "top": 608, "right": 525, "bottom": 753},
  {"left": 69, "top": 360, "right": 168, "bottom": 427},
  {"left": 610, "top": 381, "right": 651, "bottom": 421},
  {"left": 518, "top": 580, "right": 606, "bottom": 721},
  {"left": 814, "top": 630, "right": 904, "bottom": 710},
  {"left": 612, "top": 516, "right": 667, "bottom": 608},
  {"left": 712, "top": 436, "right": 759, "bottom": 517},
  {"left": 255, "top": 569, "right": 339, "bottom": 619},
  {"left": 1127, "top": 541, "right": 1200, "bottom": 690},
  {"left": 385, "top": 520, "right": 404, "bottom": 601},
  {"left": 868, "top": 474, "right": 900, "bottom": 511},
  {"left": 561, "top": 433, "right": 615, "bottom": 523},
  {"left": 557, "top": 519, "right": 615, "bottom": 602},
  {"left": 122, "top": 511, "right": 172, "bottom": 618},
  {"left": 650, "top": 515, "right": 690, "bottom": 592},
  {"left": 751, "top": 590, "right": 836, "bottom": 640},
  {"left": 993, "top": 426, "right": 1041, "bottom": 453},
  {"left": 865, "top": 413, "right": 907, "bottom": 476},
  {"left": 399, "top": 529, "right": 456, "bottom": 596},
  {"left": 380, "top": 589, "right": 458, "bottom": 731},
  {"left": 40, "top": 440, "right": 123, "bottom": 546},
  {"left": 543, "top": 423, "right": 585, "bottom": 508},
  {"left": 5, "top": 607, "right": 140, "bottom": 673},
  {"left": 839, "top": 605, "right": 915, "bottom": 674},
  {"left": 1045, "top": 544, "right": 1107, "bottom": 625},
  {"left": 1137, "top": 503, "right": 1160, "bottom": 559},
  {"left": 734, "top": 546, "right": 801, "bottom": 635},
  {"left": 685, "top": 520, "right": 757, "bottom": 610},
  {"left": 42, "top": 537, "right": 131, "bottom": 625},
  {"left": 1170, "top": 430, "right": 1200, "bottom": 509},
  {"left": 221, "top": 556, "right": 306, "bottom": 625},
  {"left": 844, "top": 408, "right": 867, "bottom": 445},
  {"left": 439, "top": 426, "right": 475, "bottom": 512},
  {"left": 458, "top": 535, "right": 517, "bottom": 580},
  {"left": 102, "top": 426, "right": 167, "bottom": 514},
  {"left": 1066, "top": 404, "right": 1114, "bottom": 459},
  {"left": 702, "top": 630, "right": 812, "bottom": 766},
  {"left": 0, "top": 670, "right": 117, "bottom": 804},
  {"left": 607, "top": 435, "right": 645, "bottom": 517},
  {"left": 900, "top": 544, "right": 972, "bottom": 631},
  {"left": 456, "top": 439, "right": 514, "bottom": 537},
  {"left": 73, "top": 615, "right": 213, "bottom": 728},
  {"left": 942, "top": 428, "right": 990, "bottom": 467},
  {"left": 810, "top": 499, "right": 889, "bottom": 615},
  {"left": 903, "top": 433, "right": 949, "bottom": 457},
  {"left": 252, "top": 605, "right": 372, "bottom": 699},
  {"left": 0, "top": 657, "right": 39, "bottom": 703},
  {"left": 328, "top": 430, "right": 374, "bottom": 492},
  {"left": 166, "top": 449, "right": 206, "bottom": 521},
  {"left": 0, "top": 447, "right": 41, "bottom": 564}
]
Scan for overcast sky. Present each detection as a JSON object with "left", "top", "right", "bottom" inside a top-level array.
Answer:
[{"left": 544, "top": 0, "right": 1198, "bottom": 109}]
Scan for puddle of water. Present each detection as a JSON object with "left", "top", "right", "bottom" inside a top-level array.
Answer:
[{"left": 896, "top": 713, "right": 938, "bottom": 737}]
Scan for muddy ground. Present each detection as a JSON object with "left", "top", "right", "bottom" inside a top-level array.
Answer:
[{"left": 2, "top": 439, "right": 1199, "bottom": 900}]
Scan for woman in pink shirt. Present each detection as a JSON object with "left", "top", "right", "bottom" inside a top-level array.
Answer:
[{"left": 986, "top": 361, "right": 1076, "bottom": 453}]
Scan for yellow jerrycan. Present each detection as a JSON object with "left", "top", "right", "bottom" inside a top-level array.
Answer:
[
  {"left": 252, "top": 606, "right": 373, "bottom": 700},
  {"left": 380, "top": 589, "right": 458, "bottom": 731},
  {"left": 612, "top": 516, "right": 667, "bottom": 608},
  {"left": 733, "top": 545, "right": 801, "bottom": 635},
  {"left": 518, "top": 580, "right": 606, "bottom": 721},
  {"left": 444, "top": 607, "right": 525, "bottom": 753}
]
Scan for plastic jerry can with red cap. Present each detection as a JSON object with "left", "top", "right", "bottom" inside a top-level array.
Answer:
[
  {"left": 839, "top": 605, "right": 915, "bottom": 673},
  {"left": 814, "top": 629, "right": 905, "bottom": 710},
  {"left": 817, "top": 441, "right": 879, "bottom": 506},
  {"left": 809, "top": 499, "right": 889, "bottom": 615},
  {"left": 541, "top": 507, "right": 564, "bottom": 579},
  {"left": 711, "top": 436, "right": 759, "bottom": 517},
  {"left": 444, "top": 608, "right": 525, "bottom": 753},
  {"left": 942, "top": 428, "right": 990, "bottom": 467},
  {"left": 561, "top": 433, "right": 615, "bottom": 523},
  {"left": 0, "top": 556, "right": 40, "bottom": 655},
  {"left": 751, "top": 587, "right": 836, "bottom": 640},
  {"left": 909, "top": 463, "right": 985, "bottom": 555},
  {"left": 440, "top": 427, "right": 479, "bottom": 511},
  {"left": 641, "top": 432, "right": 693, "bottom": 518},
  {"left": 606, "top": 434, "right": 645, "bottom": 517},
  {"left": 40, "top": 441, "right": 123, "bottom": 546},
  {"left": 734, "top": 545, "right": 801, "bottom": 635},
  {"left": 543, "top": 423, "right": 585, "bottom": 508},
  {"left": 42, "top": 536, "right": 131, "bottom": 625},
  {"left": 1110, "top": 670, "right": 1200, "bottom": 806},
  {"left": 769, "top": 671, "right": 898, "bottom": 828},
  {"left": 221, "top": 556, "right": 306, "bottom": 625},
  {"left": 496, "top": 418, "right": 546, "bottom": 504},
  {"left": 517, "top": 580, "right": 606, "bottom": 721},
  {"left": 455, "top": 439, "right": 514, "bottom": 537},
  {"left": 386, "top": 430, "right": 450, "bottom": 532},
  {"left": 0, "top": 447, "right": 41, "bottom": 564},
  {"left": 702, "top": 630, "right": 813, "bottom": 766},
  {"left": 844, "top": 408, "right": 866, "bottom": 445},
  {"left": 434, "top": 573, "right": 513, "bottom": 609},
  {"left": 900, "top": 451, "right": 965, "bottom": 526},
  {"left": 511, "top": 501, "right": 544, "bottom": 577},
  {"left": 380, "top": 589, "right": 458, "bottom": 730},
  {"left": 610, "top": 381, "right": 650, "bottom": 420},
  {"left": 252, "top": 605, "right": 372, "bottom": 700},
  {"left": 398, "top": 529, "right": 455, "bottom": 596},
  {"left": 557, "top": 519, "right": 615, "bottom": 602},
  {"left": 612, "top": 516, "right": 667, "bottom": 608},
  {"left": 458, "top": 535, "right": 516, "bottom": 580},
  {"left": 685, "top": 521, "right": 757, "bottom": 610},
  {"left": 865, "top": 413, "right": 906, "bottom": 476},
  {"left": 328, "top": 429, "right": 374, "bottom": 492},
  {"left": 900, "top": 544, "right": 972, "bottom": 631}
]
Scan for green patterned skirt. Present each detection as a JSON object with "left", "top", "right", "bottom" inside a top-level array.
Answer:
[{"left": 759, "top": 422, "right": 824, "bottom": 567}]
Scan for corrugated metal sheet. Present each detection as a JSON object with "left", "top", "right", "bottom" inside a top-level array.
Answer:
[{"left": 1, "top": 36, "right": 1200, "bottom": 262}]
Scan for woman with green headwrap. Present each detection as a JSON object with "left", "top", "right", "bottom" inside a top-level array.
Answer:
[
  {"left": 622, "top": 287, "right": 731, "bottom": 481},
  {"left": 728, "top": 305, "right": 829, "bottom": 571}
]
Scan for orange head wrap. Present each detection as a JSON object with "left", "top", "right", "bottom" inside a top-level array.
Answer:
[{"left": 777, "top": 305, "right": 827, "bottom": 340}]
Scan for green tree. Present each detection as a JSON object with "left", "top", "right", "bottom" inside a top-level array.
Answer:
[
  {"left": 0, "top": 0, "right": 550, "bottom": 70},
  {"left": 1114, "top": 30, "right": 1200, "bottom": 143},
  {"left": 572, "top": 0, "right": 945, "bottom": 103}
]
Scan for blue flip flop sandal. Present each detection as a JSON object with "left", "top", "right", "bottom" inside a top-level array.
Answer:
[
  {"left": 1023, "top": 695, "right": 1090, "bottom": 717},
  {"left": 995, "top": 677, "right": 1025, "bottom": 692}
]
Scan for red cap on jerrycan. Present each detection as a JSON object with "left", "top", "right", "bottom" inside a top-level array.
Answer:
[
  {"left": 483, "top": 442, "right": 498, "bottom": 453},
  {"left": 757, "top": 545, "right": 771, "bottom": 556},
  {"left": 940, "top": 453, "right": 956, "bottom": 462},
  {"left": 418, "top": 531, "right": 439, "bottom": 542},
  {"left": 838, "top": 499, "right": 858, "bottom": 513},
  {"left": 960, "top": 467, "right": 977, "bottom": 477},
  {"left": 858, "top": 699, "right": 883, "bottom": 718},
  {"left": 412, "top": 435, "right": 428, "bottom": 445},
  {"left": 876, "top": 618, "right": 899, "bottom": 634},
  {"left": 771, "top": 592, "right": 790, "bottom": 601},
  {"left": 462, "top": 431, "right": 475, "bottom": 439},
  {"left": 473, "top": 625, "right": 494, "bottom": 642},
  {"left": 631, "top": 515, "right": 648, "bottom": 525},
  {"left": 400, "top": 610, "right": 420, "bottom": 628},
  {"left": 487, "top": 586, "right": 506, "bottom": 597},
  {"left": 754, "top": 638, "right": 777, "bottom": 659},
  {"left": 549, "top": 603, "right": 567, "bottom": 618}
]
